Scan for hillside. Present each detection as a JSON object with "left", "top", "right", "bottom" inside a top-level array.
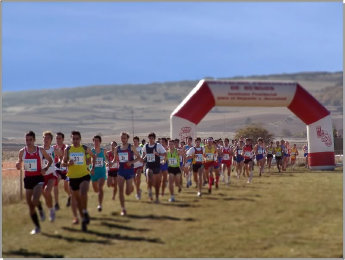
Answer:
[{"left": 3, "top": 71, "right": 343, "bottom": 144}]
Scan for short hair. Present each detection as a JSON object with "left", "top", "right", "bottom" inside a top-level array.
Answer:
[
  {"left": 121, "top": 132, "right": 130, "bottom": 139},
  {"left": 71, "top": 130, "right": 81, "bottom": 138},
  {"left": 26, "top": 130, "right": 36, "bottom": 140},
  {"left": 224, "top": 138, "right": 229, "bottom": 142},
  {"left": 111, "top": 141, "right": 117, "bottom": 146},
  {"left": 148, "top": 132, "right": 156, "bottom": 139},
  {"left": 93, "top": 135, "right": 102, "bottom": 142},
  {"left": 195, "top": 137, "right": 201, "bottom": 142},
  {"left": 161, "top": 137, "right": 168, "bottom": 144},
  {"left": 56, "top": 132, "right": 64, "bottom": 139},
  {"left": 133, "top": 136, "right": 140, "bottom": 141},
  {"left": 43, "top": 131, "right": 53, "bottom": 140},
  {"left": 141, "top": 139, "right": 146, "bottom": 144},
  {"left": 187, "top": 136, "right": 193, "bottom": 141},
  {"left": 174, "top": 138, "right": 179, "bottom": 142}
]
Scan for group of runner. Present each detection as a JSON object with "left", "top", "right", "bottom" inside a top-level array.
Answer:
[{"left": 16, "top": 130, "right": 308, "bottom": 235}]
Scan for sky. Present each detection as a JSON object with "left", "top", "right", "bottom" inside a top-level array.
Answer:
[{"left": 2, "top": 2, "right": 343, "bottom": 92}]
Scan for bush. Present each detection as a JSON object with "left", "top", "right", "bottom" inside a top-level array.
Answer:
[{"left": 234, "top": 124, "right": 273, "bottom": 143}]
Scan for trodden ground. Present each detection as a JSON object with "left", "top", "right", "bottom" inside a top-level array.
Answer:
[{"left": 2, "top": 166, "right": 343, "bottom": 258}]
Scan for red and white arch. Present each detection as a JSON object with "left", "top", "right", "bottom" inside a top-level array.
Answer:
[{"left": 170, "top": 79, "right": 335, "bottom": 170}]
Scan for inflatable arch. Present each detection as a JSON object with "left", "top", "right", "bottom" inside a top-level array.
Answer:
[{"left": 170, "top": 79, "right": 335, "bottom": 170}]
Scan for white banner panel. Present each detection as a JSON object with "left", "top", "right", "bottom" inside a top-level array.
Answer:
[
  {"left": 307, "top": 115, "right": 334, "bottom": 153},
  {"left": 207, "top": 81, "right": 297, "bottom": 107},
  {"left": 170, "top": 116, "right": 196, "bottom": 140}
]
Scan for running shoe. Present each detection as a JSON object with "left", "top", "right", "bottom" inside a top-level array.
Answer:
[
  {"left": 215, "top": 183, "right": 219, "bottom": 189},
  {"left": 208, "top": 188, "right": 211, "bottom": 194},
  {"left": 83, "top": 212, "right": 90, "bottom": 224},
  {"left": 120, "top": 209, "right": 127, "bottom": 216},
  {"left": 49, "top": 209, "right": 55, "bottom": 222},
  {"left": 97, "top": 205, "right": 102, "bottom": 212},
  {"left": 197, "top": 191, "right": 202, "bottom": 197},
  {"left": 39, "top": 209, "right": 46, "bottom": 222},
  {"left": 54, "top": 203, "right": 60, "bottom": 211},
  {"left": 178, "top": 187, "right": 182, "bottom": 193},
  {"left": 81, "top": 219, "right": 87, "bottom": 232},
  {"left": 66, "top": 196, "right": 71, "bottom": 207},
  {"left": 30, "top": 226, "right": 40, "bottom": 235},
  {"left": 148, "top": 190, "right": 153, "bottom": 200},
  {"left": 72, "top": 218, "right": 79, "bottom": 224},
  {"left": 154, "top": 198, "right": 160, "bottom": 204},
  {"left": 168, "top": 196, "right": 175, "bottom": 202}
]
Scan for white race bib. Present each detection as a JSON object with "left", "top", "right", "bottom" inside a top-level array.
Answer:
[
  {"left": 168, "top": 158, "right": 177, "bottom": 166},
  {"left": 160, "top": 155, "right": 165, "bottom": 164},
  {"left": 245, "top": 151, "right": 252, "bottom": 157},
  {"left": 223, "top": 154, "right": 230, "bottom": 160},
  {"left": 24, "top": 159, "right": 37, "bottom": 172},
  {"left": 206, "top": 153, "right": 214, "bottom": 161},
  {"left": 95, "top": 157, "right": 104, "bottom": 167},
  {"left": 258, "top": 149, "right": 263, "bottom": 154},
  {"left": 195, "top": 154, "right": 203, "bottom": 162},
  {"left": 238, "top": 149, "right": 242, "bottom": 154},
  {"left": 70, "top": 152, "right": 84, "bottom": 165},
  {"left": 146, "top": 153, "right": 155, "bottom": 163},
  {"left": 118, "top": 152, "right": 129, "bottom": 163},
  {"left": 276, "top": 151, "right": 282, "bottom": 156}
]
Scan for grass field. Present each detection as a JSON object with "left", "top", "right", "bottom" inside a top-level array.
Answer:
[{"left": 2, "top": 166, "right": 343, "bottom": 258}]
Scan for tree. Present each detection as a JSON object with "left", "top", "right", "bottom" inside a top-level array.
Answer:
[{"left": 234, "top": 124, "right": 274, "bottom": 144}]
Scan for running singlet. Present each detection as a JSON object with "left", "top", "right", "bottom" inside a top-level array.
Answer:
[
  {"left": 54, "top": 144, "right": 67, "bottom": 172},
  {"left": 167, "top": 149, "right": 180, "bottom": 168},
  {"left": 243, "top": 145, "right": 253, "bottom": 160},
  {"left": 267, "top": 146, "right": 273, "bottom": 155},
  {"left": 117, "top": 144, "right": 134, "bottom": 170},
  {"left": 92, "top": 148, "right": 106, "bottom": 173},
  {"left": 107, "top": 151, "right": 119, "bottom": 170},
  {"left": 204, "top": 146, "right": 216, "bottom": 163},
  {"left": 222, "top": 146, "right": 232, "bottom": 162},
  {"left": 145, "top": 143, "right": 160, "bottom": 169},
  {"left": 23, "top": 146, "right": 43, "bottom": 177},
  {"left": 184, "top": 145, "right": 193, "bottom": 164},
  {"left": 192, "top": 147, "right": 204, "bottom": 165},
  {"left": 275, "top": 146, "right": 282, "bottom": 157},
  {"left": 42, "top": 146, "right": 56, "bottom": 176},
  {"left": 67, "top": 145, "right": 89, "bottom": 179},
  {"left": 290, "top": 147, "right": 298, "bottom": 158}
]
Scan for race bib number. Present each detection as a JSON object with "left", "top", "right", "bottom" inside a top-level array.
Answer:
[
  {"left": 276, "top": 151, "right": 282, "bottom": 156},
  {"left": 223, "top": 154, "right": 230, "bottom": 160},
  {"left": 24, "top": 159, "right": 37, "bottom": 172},
  {"left": 110, "top": 161, "right": 119, "bottom": 169},
  {"left": 118, "top": 152, "right": 129, "bottom": 163},
  {"left": 168, "top": 158, "right": 177, "bottom": 166},
  {"left": 258, "top": 149, "right": 263, "bottom": 154},
  {"left": 238, "top": 149, "right": 242, "bottom": 154},
  {"left": 70, "top": 152, "right": 84, "bottom": 165},
  {"left": 214, "top": 154, "right": 217, "bottom": 161},
  {"left": 95, "top": 157, "right": 104, "bottom": 167},
  {"left": 245, "top": 151, "right": 252, "bottom": 157},
  {"left": 195, "top": 154, "right": 203, "bottom": 162},
  {"left": 160, "top": 155, "right": 165, "bottom": 164},
  {"left": 146, "top": 153, "right": 155, "bottom": 163},
  {"left": 206, "top": 153, "right": 214, "bottom": 161}
]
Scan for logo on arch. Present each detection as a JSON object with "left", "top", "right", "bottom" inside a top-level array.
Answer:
[
  {"left": 316, "top": 126, "right": 332, "bottom": 147},
  {"left": 179, "top": 126, "right": 192, "bottom": 140}
]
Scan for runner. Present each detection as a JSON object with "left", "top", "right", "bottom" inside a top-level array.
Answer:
[
  {"left": 91, "top": 135, "right": 107, "bottom": 212},
  {"left": 41, "top": 131, "right": 60, "bottom": 222},
  {"left": 231, "top": 139, "right": 237, "bottom": 173},
  {"left": 235, "top": 140, "right": 245, "bottom": 178},
  {"left": 160, "top": 138, "right": 169, "bottom": 196},
  {"left": 16, "top": 131, "right": 53, "bottom": 234},
  {"left": 106, "top": 141, "right": 119, "bottom": 200},
  {"left": 281, "top": 139, "right": 288, "bottom": 171},
  {"left": 254, "top": 137, "right": 266, "bottom": 177},
  {"left": 290, "top": 143, "right": 299, "bottom": 171},
  {"left": 242, "top": 138, "right": 254, "bottom": 183},
  {"left": 142, "top": 132, "right": 166, "bottom": 203},
  {"left": 62, "top": 130, "right": 95, "bottom": 231},
  {"left": 204, "top": 137, "right": 217, "bottom": 194},
  {"left": 274, "top": 140, "right": 283, "bottom": 173},
  {"left": 213, "top": 139, "right": 223, "bottom": 189},
  {"left": 183, "top": 136, "right": 193, "bottom": 188},
  {"left": 112, "top": 132, "right": 141, "bottom": 215},
  {"left": 221, "top": 138, "right": 234, "bottom": 185},
  {"left": 53, "top": 132, "right": 70, "bottom": 209},
  {"left": 166, "top": 140, "right": 183, "bottom": 202},
  {"left": 303, "top": 143, "right": 309, "bottom": 168},
  {"left": 186, "top": 137, "right": 205, "bottom": 197},
  {"left": 266, "top": 141, "right": 274, "bottom": 173},
  {"left": 133, "top": 136, "right": 144, "bottom": 200}
]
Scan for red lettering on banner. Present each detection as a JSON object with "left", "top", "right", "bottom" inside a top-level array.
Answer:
[
  {"left": 179, "top": 127, "right": 192, "bottom": 140},
  {"left": 316, "top": 126, "right": 332, "bottom": 147}
]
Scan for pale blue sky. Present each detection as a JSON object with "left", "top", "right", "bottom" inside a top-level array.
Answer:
[{"left": 2, "top": 2, "right": 342, "bottom": 92}]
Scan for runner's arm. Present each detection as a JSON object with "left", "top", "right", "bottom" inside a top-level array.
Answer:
[{"left": 15, "top": 148, "right": 24, "bottom": 170}]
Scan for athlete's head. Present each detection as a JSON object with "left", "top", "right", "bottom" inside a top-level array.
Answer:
[
  {"left": 43, "top": 131, "right": 53, "bottom": 146},
  {"left": 93, "top": 135, "right": 102, "bottom": 147},
  {"left": 148, "top": 132, "right": 156, "bottom": 144},
  {"left": 187, "top": 136, "right": 193, "bottom": 145},
  {"left": 245, "top": 138, "right": 251, "bottom": 145},
  {"left": 257, "top": 137, "right": 263, "bottom": 145},
  {"left": 161, "top": 137, "right": 168, "bottom": 147},
  {"left": 224, "top": 138, "right": 229, "bottom": 146},
  {"left": 56, "top": 132, "right": 64, "bottom": 145},
  {"left": 207, "top": 137, "right": 213, "bottom": 146},
  {"left": 120, "top": 132, "right": 130, "bottom": 144},
  {"left": 111, "top": 141, "right": 117, "bottom": 149},
  {"left": 25, "top": 130, "right": 36, "bottom": 146},
  {"left": 168, "top": 139, "right": 175, "bottom": 149},
  {"left": 141, "top": 139, "right": 146, "bottom": 145},
  {"left": 133, "top": 136, "right": 140, "bottom": 146},
  {"left": 71, "top": 131, "right": 81, "bottom": 146},
  {"left": 280, "top": 139, "right": 285, "bottom": 145},
  {"left": 181, "top": 141, "right": 186, "bottom": 147},
  {"left": 276, "top": 140, "right": 280, "bottom": 146},
  {"left": 174, "top": 139, "right": 180, "bottom": 147}
]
